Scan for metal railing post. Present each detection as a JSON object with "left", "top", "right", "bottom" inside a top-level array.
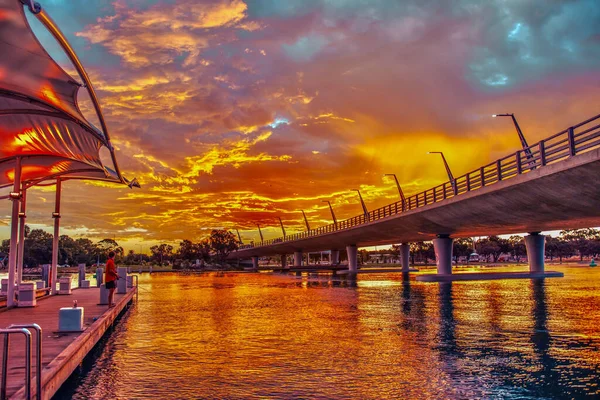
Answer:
[
  {"left": 539, "top": 141, "right": 546, "bottom": 166},
  {"left": 480, "top": 167, "right": 486, "bottom": 187},
  {"left": 568, "top": 127, "right": 576, "bottom": 156},
  {"left": 496, "top": 160, "right": 502, "bottom": 181},
  {"left": 516, "top": 151, "right": 522, "bottom": 174},
  {"left": 8, "top": 324, "right": 42, "bottom": 400},
  {"left": 466, "top": 174, "right": 471, "bottom": 191},
  {"left": 1, "top": 328, "right": 32, "bottom": 400}
]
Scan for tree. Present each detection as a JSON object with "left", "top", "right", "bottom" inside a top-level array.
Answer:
[
  {"left": 209, "top": 230, "right": 238, "bottom": 264},
  {"left": 560, "top": 229, "right": 600, "bottom": 260},
  {"left": 453, "top": 239, "right": 472, "bottom": 262},
  {"left": 23, "top": 229, "right": 53, "bottom": 267},
  {"left": 209, "top": 230, "right": 238, "bottom": 263},
  {"left": 477, "top": 236, "right": 510, "bottom": 263},
  {"left": 96, "top": 239, "right": 124, "bottom": 262},
  {"left": 508, "top": 235, "right": 526, "bottom": 261},
  {"left": 150, "top": 244, "right": 174, "bottom": 265}
]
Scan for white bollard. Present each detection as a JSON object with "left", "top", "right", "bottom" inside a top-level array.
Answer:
[
  {"left": 58, "top": 276, "right": 72, "bottom": 295},
  {"left": 59, "top": 305, "right": 84, "bottom": 332},
  {"left": 117, "top": 267, "right": 127, "bottom": 294},
  {"left": 17, "top": 282, "right": 36, "bottom": 307},
  {"left": 99, "top": 284, "right": 109, "bottom": 305}
]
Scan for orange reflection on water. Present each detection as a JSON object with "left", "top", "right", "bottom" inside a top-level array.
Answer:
[{"left": 61, "top": 267, "right": 600, "bottom": 399}]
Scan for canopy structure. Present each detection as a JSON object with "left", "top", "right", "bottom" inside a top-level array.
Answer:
[
  {"left": 0, "top": 0, "right": 138, "bottom": 188},
  {"left": 0, "top": 0, "right": 139, "bottom": 307}
]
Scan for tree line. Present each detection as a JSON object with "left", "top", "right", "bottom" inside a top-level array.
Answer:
[
  {"left": 388, "top": 228, "right": 600, "bottom": 264},
  {"left": 0, "top": 227, "right": 239, "bottom": 268}
]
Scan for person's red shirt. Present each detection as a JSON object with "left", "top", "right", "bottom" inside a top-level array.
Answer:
[{"left": 105, "top": 258, "right": 118, "bottom": 282}]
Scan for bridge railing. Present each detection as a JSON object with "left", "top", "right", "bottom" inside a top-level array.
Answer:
[{"left": 239, "top": 113, "right": 600, "bottom": 250}]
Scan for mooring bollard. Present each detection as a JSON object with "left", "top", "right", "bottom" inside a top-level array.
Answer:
[
  {"left": 17, "top": 282, "right": 36, "bottom": 307},
  {"left": 78, "top": 263, "right": 86, "bottom": 286},
  {"left": 117, "top": 267, "right": 128, "bottom": 294},
  {"left": 96, "top": 267, "right": 104, "bottom": 287},
  {"left": 59, "top": 301, "right": 84, "bottom": 332},
  {"left": 58, "top": 276, "right": 72, "bottom": 295},
  {"left": 99, "top": 284, "right": 109, "bottom": 305}
]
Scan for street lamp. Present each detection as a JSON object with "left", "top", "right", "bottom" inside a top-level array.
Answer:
[
  {"left": 384, "top": 173, "right": 406, "bottom": 210},
  {"left": 256, "top": 223, "right": 264, "bottom": 242},
  {"left": 353, "top": 189, "right": 369, "bottom": 221},
  {"left": 492, "top": 113, "right": 534, "bottom": 162},
  {"left": 300, "top": 210, "right": 310, "bottom": 231},
  {"left": 428, "top": 151, "right": 457, "bottom": 195},
  {"left": 322, "top": 200, "right": 338, "bottom": 228},
  {"left": 235, "top": 228, "right": 243, "bottom": 244},
  {"left": 277, "top": 217, "right": 286, "bottom": 237}
]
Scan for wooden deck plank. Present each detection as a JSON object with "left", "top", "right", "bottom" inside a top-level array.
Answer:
[{"left": 0, "top": 287, "right": 135, "bottom": 399}]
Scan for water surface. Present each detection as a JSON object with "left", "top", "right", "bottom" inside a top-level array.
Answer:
[{"left": 58, "top": 266, "right": 600, "bottom": 399}]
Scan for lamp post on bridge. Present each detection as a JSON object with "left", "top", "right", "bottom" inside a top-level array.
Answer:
[
  {"left": 384, "top": 173, "right": 406, "bottom": 210},
  {"left": 428, "top": 152, "right": 457, "bottom": 195},
  {"left": 492, "top": 113, "right": 534, "bottom": 164},
  {"left": 322, "top": 200, "right": 337, "bottom": 229},
  {"left": 300, "top": 210, "right": 310, "bottom": 231},
  {"left": 256, "top": 224, "right": 264, "bottom": 242},
  {"left": 278, "top": 217, "right": 286, "bottom": 237},
  {"left": 235, "top": 228, "right": 243, "bottom": 244},
  {"left": 353, "top": 189, "right": 369, "bottom": 221}
]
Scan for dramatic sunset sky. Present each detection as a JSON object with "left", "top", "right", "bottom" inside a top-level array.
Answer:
[{"left": 1, "top": 0, "right": 600, "bottom": 251}]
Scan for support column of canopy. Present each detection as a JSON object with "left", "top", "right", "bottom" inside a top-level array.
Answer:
[
  {"left": 51, "top": 179, "right": 62, "bottom": 295},
  {"left": 433, "top": 235, "right": 453, "bottom": 275},
  {"left": 400, "top": 243, "right": 410, "bottom": 273},
  {"left": 293, "top": 251, "right": 303, "bottom": 267},
  {"left": 346, "top": 245, "right": 358, "bottom": 273},
  {"left": 330, "top": 250, "right": 340, "bottom": 265},
  {"left": 7, "top": 158, "right": 22, "bottom": 308},
  {"left": 525, "top": 232, "right": 545, "bottom": 273},
  {"left": 251, "top": 256, "right": 259, "bottom": 270},
  {"left": 16, "top": 188, "right": 27, "bottom": 285},
  {"left": 280, "top": 254, "right": 287, "bottom": 269}
]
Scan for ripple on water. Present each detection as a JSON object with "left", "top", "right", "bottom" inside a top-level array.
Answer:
[{"left": 55, "top": 267, "right": 600, "bottom": 399}]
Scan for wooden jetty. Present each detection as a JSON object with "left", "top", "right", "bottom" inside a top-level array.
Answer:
[{"left": 0, "top": 286, "right": 136, "bottom": 399}]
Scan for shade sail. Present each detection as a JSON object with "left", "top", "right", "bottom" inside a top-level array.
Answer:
[{"left": 0, "top": 0, "right": 134, "bottom": 189}]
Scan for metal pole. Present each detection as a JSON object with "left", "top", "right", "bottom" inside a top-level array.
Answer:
[
  {"left": 322, "top": 201, "right": 337, "bottom": 228},
  {"left": 7, "top": 157, "right": 22, "bottom": 308},
  {"left": 353, "top": 189, "right": 369, "bottom": 221},
  {"left": 9, "top": 324, "right": 42, "bottom": 400},
  {"left": 301, "top": 210, "right": 310, "bottom": 231},
  {"left": 17, "top": 188, "right": 27, "bottom": 286},
  {"left": 235, "top": 229, "right": 243, "bottom": 244},
  {"left": 278, "top": 217, "right": 286, "bottom": 237},
  {"left": 256, "top": 224, "right": 264, "bottom": 242},
  {"left": 429, "top": 152, "right": 456, "bottom": 195},
  {"left": 51, "top": 179, "right": 61, "bottom": 295},
  {"left": 385, "top": 174, "right": 406, "bottom": 202},
  {"left": 1, "top": 333, "right": 9, "bottom": 399}
]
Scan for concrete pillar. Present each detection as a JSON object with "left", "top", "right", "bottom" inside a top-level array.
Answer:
[
  {"left": 331, "top": 250, "right": 340, "bottom": 265},
  {"left": 525, "top": 232, "right": 545, "bottom": 273},
  {"left": 400, "top": 243, "right": 410, "bottom": 272},
  {"left": 433, "top": 236, "right": 454, "bottom": 275},
  {"left": 294, "top": 251, "right": 303, "bottom": 267},
  {"left": 280, "top": 255, "right": 287, "bottom": 268},
  {"left": 78, "top": 264, "right": 86, "bottom": 285},
  {"left": 252, "top": 256, "right": 259, "bottom": 269},
  {"left": 346, "top": 245, "right": 358, "bottom": 273},
  {"left": 96, "top": 267, "right": 104, "bottom": 287}
]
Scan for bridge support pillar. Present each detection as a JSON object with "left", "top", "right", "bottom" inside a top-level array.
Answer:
[
  {"left": 433, "top": 235, "right": 453, "bottom": 275},
  {"left": 251, "top": 256, "right": 259, "bottom": 270},
  {"left": 294, "top": 251, "right": 303, "bottom": 267},
  {"left": 400, "top": 243, "right": 410, "bottom": 273},
  {"left": 346, "top": 245, "right": 358, "bottom": 273},
  {"left": 281, "top": 254, "right": 288, "bottom": 269},
  {"left": 525, "top": 232, "right": 545, "bottom": 273},
  {"left": 331, "top": 250, "right": 340, "bottom": 265}
]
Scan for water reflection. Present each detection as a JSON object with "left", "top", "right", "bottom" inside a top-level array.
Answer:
[{"left": 55, "top": 269, "right": 600, "bottom": 399}]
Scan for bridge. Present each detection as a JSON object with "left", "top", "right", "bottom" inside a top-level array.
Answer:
[{"left": 229, "top": 114, "right": 600, "bottom": 281}]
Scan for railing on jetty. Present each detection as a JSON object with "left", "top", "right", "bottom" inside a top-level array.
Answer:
[{"left": 239, "top": 113, "right": 600, "bottom": 250}]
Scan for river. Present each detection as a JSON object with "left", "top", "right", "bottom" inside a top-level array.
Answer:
[{"left": 55, "top": 265, "right": 600, "bottom": 399}]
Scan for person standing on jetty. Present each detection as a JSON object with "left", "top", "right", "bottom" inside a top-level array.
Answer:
[{"left": 105, "top": 251, "right": 119, "bottom": 308}]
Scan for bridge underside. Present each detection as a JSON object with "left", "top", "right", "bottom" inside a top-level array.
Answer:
[{"left": 231, "top": 148, "right": 600, "bottom": 259}]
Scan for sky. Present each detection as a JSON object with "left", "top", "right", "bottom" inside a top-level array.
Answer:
[{"left": 1, "top": 0, "right": 600, "bottom": 252}]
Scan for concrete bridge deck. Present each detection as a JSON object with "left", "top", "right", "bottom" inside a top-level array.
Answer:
[{"left": 231, "top": 147, "right": 600, "bottom": 258}]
